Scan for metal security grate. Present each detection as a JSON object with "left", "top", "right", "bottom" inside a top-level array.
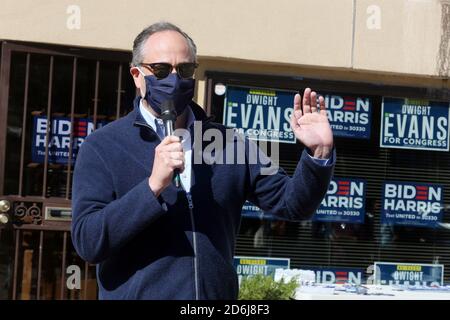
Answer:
[{"left": 0, "top": 41, "right": 135, "bottom": 299}]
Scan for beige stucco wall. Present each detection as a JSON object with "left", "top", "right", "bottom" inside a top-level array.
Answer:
[
  {"left": 1, "top": 0, "right": 449, "bottom": 79},
  {"left": 354, "top": 0, "right": 448, "bottom": 77},
  {"left": 194, "top": 58, "right": 450, "bottom": 108}
]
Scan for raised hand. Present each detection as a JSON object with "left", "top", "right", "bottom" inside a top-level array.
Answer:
[{"left": 290, "top": 88, "right": 333, "bottom": 159}]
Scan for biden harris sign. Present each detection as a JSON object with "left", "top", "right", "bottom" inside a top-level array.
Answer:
[
  {"left": 380, "top": 97, "right": 450, "bottom": 151},
  {"left": 319, "top": 93, "right": 372, "bottom": 139},
  {"left": 32, "top": 116, "right": 108, "bottom": 164},
  {"left": 381, "top": 181, "right": 444, "bottom": 228},
  {"left": 314, "top": 178, "right": 366, "bottom": 224},
  {"left": 241, "top": 201, "right": 283, "bottom": 221}
]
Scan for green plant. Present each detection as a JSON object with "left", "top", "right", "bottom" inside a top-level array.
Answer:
[{"left": 238, "top": 274, "right": 299, "bottom": 300}]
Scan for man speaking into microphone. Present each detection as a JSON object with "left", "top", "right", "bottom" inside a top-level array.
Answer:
[{"left": 71, "top": 21, "right": 335, "bottom": 300}]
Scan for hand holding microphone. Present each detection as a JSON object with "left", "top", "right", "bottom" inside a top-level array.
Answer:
[
  {"left": 148, "top": 101, "right": 184, "bottom": 197},
  {"left": 161, "top": 100, "right": 182, "bottom": 188}
]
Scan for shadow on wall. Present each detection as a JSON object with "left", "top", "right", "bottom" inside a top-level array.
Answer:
[{"left": 437, "top": 2, "right": 450, "bottom": 78}]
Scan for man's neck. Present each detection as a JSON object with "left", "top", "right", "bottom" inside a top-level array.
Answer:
[{"left": 142, "top": 99, "right": 188, "bottom": 129}]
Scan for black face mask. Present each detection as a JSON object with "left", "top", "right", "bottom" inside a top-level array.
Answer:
[{"left": 139, "top": 70, "right": 195, "bottom": 116}]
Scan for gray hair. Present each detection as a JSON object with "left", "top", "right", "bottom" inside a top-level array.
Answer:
[{"left": 131, "top": 21, "right": 197, "bottom": 67}]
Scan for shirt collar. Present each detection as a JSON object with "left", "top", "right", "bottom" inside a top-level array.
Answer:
[{"left": 138, "top": 99, "right": 195, "bottom": 131}]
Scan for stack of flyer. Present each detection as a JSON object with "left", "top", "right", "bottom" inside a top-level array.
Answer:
[{"left": 274, "top": 268, "right": 316, "bottom": 286}]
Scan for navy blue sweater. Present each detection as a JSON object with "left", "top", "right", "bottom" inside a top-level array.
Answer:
[{"left": 71, "top": 97, "right": 335, "bottom": 300}]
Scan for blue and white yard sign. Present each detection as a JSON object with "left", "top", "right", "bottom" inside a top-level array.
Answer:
[
  {"left": 223, "top": 86, "right": 296, "bottom": 144},
  {"left": 32, "top": 116, "right": 108, "bottom": 164},
  {"left": 223, "top": 86, "right": 372, "bottom": 142},
  {"left": 307, "top": 266, "right": 366, "bottom": 285},
  {"left": 313, "top": 178, "right": 366, "bottom": 224},
  {"left": 374, "top": 262, "right": 444, "bottom": 286},
  {"left": 380, "top": 97, "right": 450, "bottom": 151},
  {"left": 242, "top": 201, "right": 264, "bottom": 219},
  {"left": 241, "top": 201, "right": 284, "bottom": 221},
  {"left": 318, "top": 92, "right": 372, "bottom": 139},
  {"left": 381, "top": 181, "right": 443, "bottom": 228},
  {"left": 234, "top": 256, "right": 290, "bottom": 279}
]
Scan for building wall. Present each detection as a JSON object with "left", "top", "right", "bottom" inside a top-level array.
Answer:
[
  {"left": 1, "top": 0, "right": 449, "bottom": 79},
  {"left": 195, "top": 58, "right": 450, "bottom": 107}
]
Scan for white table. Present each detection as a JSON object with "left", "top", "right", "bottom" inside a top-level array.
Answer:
[{"left": 295, "top": 284, "right": 450, "bottom": 300}]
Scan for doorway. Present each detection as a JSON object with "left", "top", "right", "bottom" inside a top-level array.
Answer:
[{"left": 0, "top": 41, "right": 135, "bottom": 299}]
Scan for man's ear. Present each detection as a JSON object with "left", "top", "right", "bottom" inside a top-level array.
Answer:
[
  {"left": 130, "top": 66, "right": 140, "bottom": 80},
  {"left": 130, "top": 67, "right": 144, "bottom": 96}
]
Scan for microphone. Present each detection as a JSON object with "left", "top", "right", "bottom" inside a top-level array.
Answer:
[{"left": 161, "top": 100, "right": 181, "bottom": 188}]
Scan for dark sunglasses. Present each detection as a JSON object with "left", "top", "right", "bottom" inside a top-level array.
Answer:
[{"left": 139, "top": 62, "right": 198, "bottom": 79}]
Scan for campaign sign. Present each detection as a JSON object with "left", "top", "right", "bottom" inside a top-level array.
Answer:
[
  {"left": 32, "top": 116, "right": 108, "bottom": 164},
  {"left": 319, "top": 92, "right": 372, "bottom": 139},
  {"left": 380, "top": 97, "right": 450, "bottom": 151},
  {"left": 223, "top": 86, "right": 296, "bottom": 144},
  {"left": 307, "top": 267, "right": 366, "bottom": 285},
  {"left": 241, "top": 201, "right": 284, "bottom": 221},
  {"left": 223, "top": 86, "right": 373, "bottom": 142},
  {"left": 313, "top": 178, "right": 366, "bottom": 224},
  {"left": 374, "top": 262, "right": 444, "bottom": 286},
  {"left": 242, "top": 201, "right": 264, "bottom": 219},
  {"left": 234, "top": 256, "right": 290, "bottom": 280},
  {"left": 381, "top": 181, "right": 443, "bottom": 228}
]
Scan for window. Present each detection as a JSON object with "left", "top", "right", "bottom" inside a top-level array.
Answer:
[{"left": 206, "top": 71, "right": 450, "bottom": 284}]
